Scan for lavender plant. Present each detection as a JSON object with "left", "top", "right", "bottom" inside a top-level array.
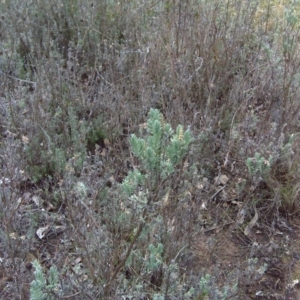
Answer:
[
  {"left": 104, "top": 108, "right": 193, "bottom": 296},
  {"left": 30, "top": 260, "right": 60, "bottom": 300}
]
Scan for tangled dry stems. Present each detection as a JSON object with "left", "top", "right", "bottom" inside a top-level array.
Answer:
[{"left": 1, "top": 0, "right": 300, "bottom": 299}]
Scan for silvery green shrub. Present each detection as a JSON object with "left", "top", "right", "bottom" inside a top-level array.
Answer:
[{"left": 30, "top": 260, "right": 60, "bottom": 300}]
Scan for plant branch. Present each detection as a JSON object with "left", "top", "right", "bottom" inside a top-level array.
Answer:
[{"left": 103, "top": 211, "right": 146, "bottom": 296}]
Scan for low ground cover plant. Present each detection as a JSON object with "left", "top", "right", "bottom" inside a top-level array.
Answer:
[{"left": 1, "top": 0, "right": 300, "bottom": 299}]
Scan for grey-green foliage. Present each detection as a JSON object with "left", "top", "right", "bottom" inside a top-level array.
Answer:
[
  {"left": 197, "top": 273, "right": 238, "bottom": 300},
  {"left": 30, "top": 260, "right": 60, "bottom": 300},
  {"left": 145, "top": 242, "right": 164, "bottom": 272},
  {"left": 121, "top": 169, "right": 145, "bottom": 196},
  {"left": 279, "top": 133, "right": 295, "bottom": 161},
  {"left": 123, "top": 108, "right": 193, "bottom": 196},
  {"left": 66, "top": 106, "right": 87, "bottom": 169},
  {"left": 24, "top": 105, "right": 88, "bottom": 182},
  {"left": 199, "top": 273, "right": 211, "bottom": 298},
  {"left": 115, "top": 109, "right": 193, "bottom": 296},
  {"left": 246, "top": 152, "right": 273, "bottom": 178},
  {"left": 153, "top": 294, "right": 165, "bottom": 300}
]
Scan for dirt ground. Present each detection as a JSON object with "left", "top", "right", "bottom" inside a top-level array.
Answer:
[{"left": 191, "top": 209, "right": 300, "bottom": 300}]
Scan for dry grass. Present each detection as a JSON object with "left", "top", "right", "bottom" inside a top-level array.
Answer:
[{"left": 1, "top": 0, "right": 300, "bottom": 299}]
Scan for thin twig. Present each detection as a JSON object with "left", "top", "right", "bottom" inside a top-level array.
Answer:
[
  {"left": 0, "top": 69, "right": 36, "bottom": 85},
  {"left": 103, "top": 213, "right": 146, "bottom": 296}
]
